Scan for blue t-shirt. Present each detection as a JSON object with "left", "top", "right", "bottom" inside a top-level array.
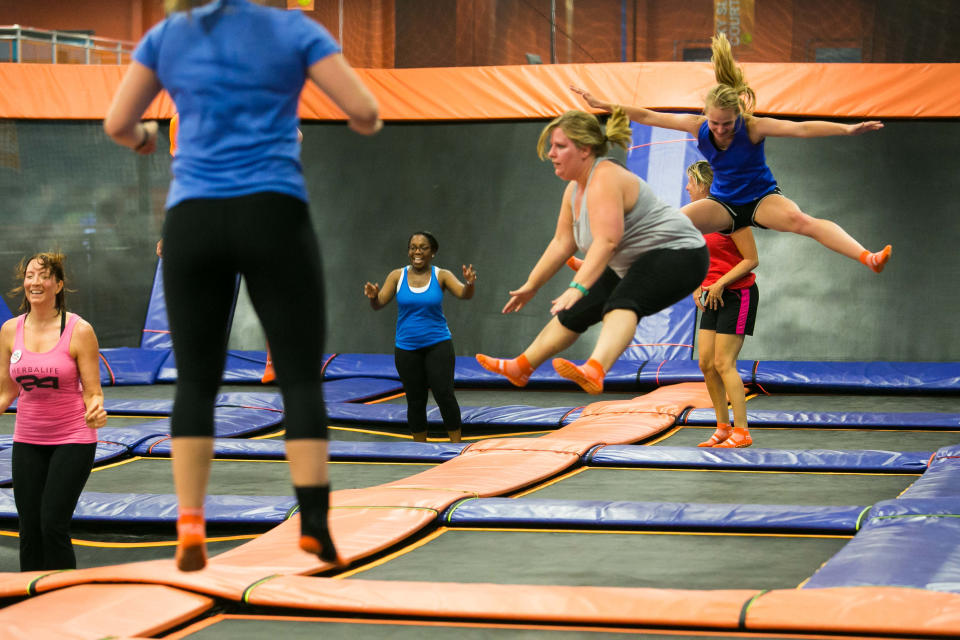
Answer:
[
  {"left": 133, "top": 0, "right": 340, "bottom": 208},
  {"left": 697, "top": 117, "right": 778, "bottom": 205},
  {"left": 395, "top": 266, "right": 452, "bottom": 350}
]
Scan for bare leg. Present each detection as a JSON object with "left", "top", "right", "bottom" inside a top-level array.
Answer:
[
  {"left": 697, "top": 330, "right": 730, "bottom": 426},
  {"left": 522, "top": 316, "right": 581, "bottom": 368},
  {"left": 286, "top": 439, "right": 330, "bottom": 485},
  {"left": 754, "top": 195, "right": 867, "bottom": 260},
  {"left": 172, "top": 437, "right": 214, "bottom": 509},
  {"left": 586, "top": 309, "right": 639, "bottom": 370},
  {"left": 447, "top": 429, "right": 462, "bottom": 443},
  {"left": 713, "top": 333, "right": 747, "bottom": 429},
  {"left": 681, "top": 199, "right": 734, "bottom": 234}
]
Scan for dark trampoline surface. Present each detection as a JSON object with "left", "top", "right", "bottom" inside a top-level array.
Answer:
[
  {"left": 521, "top": 467, "right": 917, "bottom": 506},
  {"left": 658, "top": 425, "right": 960, "bottom": 452},
  {"left": 174, "top": 617, "right": 879, "bottom": 640},
  {"left": 83, "top": 458, "right": 436, "bottom": 495},
  {"left": 347, "top": 528, "right": 850, "bottom": 591}
]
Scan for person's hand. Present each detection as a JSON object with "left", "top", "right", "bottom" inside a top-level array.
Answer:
[
  {"left": 703, "top": 283, "right": 725, "bottom": 310},
  {"left": 156, "top": 239, "right": 163, "bottom": 258},
  {"left": 693, "top": 286, "right": 704, "bottom": 311},
  {"left": 462, "top": 264, "right": 477, "bottom": 285},
  {"left": 85, "top": 399, "right": 107, "bottom": 429},
  {"left": 502, "top": 283, "right": 537, "bottom": 313},
  {"left": 848, "top": 121, "right": 883, "bottom": 135},
  {"left": 570, "top": 85, "right": 611, "bottom": 112},
  {"left": 363, "top": 282, "right": 380, "bottom": 299},
  {"left": 135, "top": 121, "right": 159, "bottom": 155},
  {"left": 550, "top": 287, "right": 584, "bottom": 315}
]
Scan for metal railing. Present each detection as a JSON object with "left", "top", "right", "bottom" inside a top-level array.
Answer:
[{"left": 0, "top": 25, "right": 135, "bottom": 64}]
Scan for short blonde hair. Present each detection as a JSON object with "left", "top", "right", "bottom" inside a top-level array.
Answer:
[
  {"left": 686, "top": 161, "right": 714, "bottom": 190},
  {"left": 537, "top": 107, "right": 632, "bottom": 160}
]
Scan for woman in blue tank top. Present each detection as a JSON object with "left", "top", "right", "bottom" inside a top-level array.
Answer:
[
  {"left": 364, "top": 232, "right": 477, "bottom": 443},
  {"left": 572, "top": 32, "right": 891, "bottom": 275}
]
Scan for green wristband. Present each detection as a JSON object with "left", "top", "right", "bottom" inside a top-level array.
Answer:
[{"left": 569, "top": 281, "right": 588, "bottom": 296}]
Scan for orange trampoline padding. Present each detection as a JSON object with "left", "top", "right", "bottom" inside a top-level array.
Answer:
[
  {"left": 2, "top": 62, "right": 959, "bottom": 120},
  {"left": 246, "top": 576, "right": 757, "bottom": 628},
  {"left": 0, "top": 583, "right": 212, "bottom": 640},
  {"left": 746, "top": 586, "right": 960, "bottom": 636}
]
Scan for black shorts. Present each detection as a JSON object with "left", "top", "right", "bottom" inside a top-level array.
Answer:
[
  {"left": 558, "top": 245, "right": 709, "bottom": 333},
  {"left": 708, "top": 187, "right": 781, "bottom": 233},
  {"left": 699, "top": 282, "right": 759, "bottom": 335}
]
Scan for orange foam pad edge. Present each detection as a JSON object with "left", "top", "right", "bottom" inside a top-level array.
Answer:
[
  {"left": 746, "top": 586, "right": 960, "bottom": 636},
  {"left": 246, "top": 576, "right": 757, "bottom": 627},
  {"left": 0, "top": 583, "right": 212, "bottom": 639}
]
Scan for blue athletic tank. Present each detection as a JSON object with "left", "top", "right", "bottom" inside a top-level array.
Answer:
[
  {"left": 697, "top": 118, "right": 778, "bottom": 205},
  {"left": 395, "top": 266, "right": 452, "bottom": 350}
]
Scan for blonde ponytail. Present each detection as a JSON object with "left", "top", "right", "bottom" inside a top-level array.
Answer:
[
  {"left": 705, "top": 32, "right": 756, "bottom": 118},
  {"left": 537, "top": 108, "right": 633, "bottom": 160}
]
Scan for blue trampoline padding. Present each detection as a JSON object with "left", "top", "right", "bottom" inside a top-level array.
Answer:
[
  {"left": 96, "top": 407, "right": 282, "bottom": 446},
  {"left": 634, "top": 359, "right": 752, "bottom": 386},
  {"left": 933, "top": 443, "right": 960, "bottom": 459},
  {"left": 898, "top": 455, "right": 960, "bottom": 499},
  {"left": 754, "top": 361, "right": 960, "bottom": 392},
  {"left": 0, "top": 489, "right": 295, "bottom": 524},
  {"left": 323, "top": 378, "right": 404, "bottom": 403},
  {"left": 140, "top": 259, "right": 172, "bottom": 350},
  {"left": 326, "top": 402, "right": 582, "bottom": 428},
  {"left": 619, "top": 297, "right": 697, "bottom": 362},
  {"left": 99, "top": 347, "right": 171, "bottom": 386},
  {"left": 0, "top": 443, "right": 127, "bottom": 486},
  {"left": 104, "top": 392, "right": 284, "bottom": 417},
  {"left": 157, "top": 349, "right": 273, "bottom": 383},
  {"left": 681, "top": 408, "right": 960, "bottom": 429},
  {"left": 586, "top": 445, "right": 931, "bottom": 473},
  {"left": 802, "top": 510, "right": 960, "bottom": 592},
  {"left": 865, "top": 497, "right": 960, "bottom": 520},
  {"left": 442, "top": 498, "right": 863, "bottom": 533},
  {"left": 135, "top": 437, "right": 466, "bottom": 462}
]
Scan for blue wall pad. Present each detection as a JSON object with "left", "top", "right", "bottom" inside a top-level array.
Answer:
[
  {"left": 99, "top": 347, "right": 171, "bottom": 386},
  {"left": 442, "top": 497, "right": 863, "bottom": 534},
  {"left": 140, "top": 259, "right": 171, "bottom": 350},
  {"left": 326, "top": 402, "right": 583, "bottom": 428},
  {"left": 620, "top": 297, "right": 697, "bottom": 361},
  {"left": 157, "top": 349, "right": 271, "bottom": 383},
  {"left": 803, "top": 499, "right": 960, "bottom": 592},
  {"left": 754, "top": 361, "right": 960, "bottom": 392},
  {"left": 586, "top": 445, "right": 931, "bottom": 473},
  {"left": 135, "top": 437, "right": 466, "bottom": 462},
  {"left": 635, "top": 359, "right": 751, "bottom": 386},
  {"left": 0, "top": 442, "right": 127, "bottom": 486},
  {"left": 0, "top": 489, "right": 295, "bottom": 525},
  {"left": 681, "top": 408, "right": 960, "bottom": 429}
]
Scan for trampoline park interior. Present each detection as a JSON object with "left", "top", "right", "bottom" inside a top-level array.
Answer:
[{"left": 2, "top": 2, "right": 960, "bottom": 639}]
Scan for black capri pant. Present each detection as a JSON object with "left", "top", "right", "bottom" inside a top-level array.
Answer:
[
  {"left": 163, "top": 192, "right": 327, "bottom": 440},
  {"left": 558, "top": 245, "right": 710, "bottom": 333},
  {"left": 394, "top": 339, "right": 461, "bottom": 435}
]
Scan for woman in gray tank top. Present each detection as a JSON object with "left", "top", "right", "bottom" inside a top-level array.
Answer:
[{"left": 477, "top": 109, "right": 709, "bottom": 394}]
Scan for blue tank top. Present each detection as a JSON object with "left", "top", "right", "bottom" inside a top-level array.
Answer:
[
  {"left": 697, "top": 117, "right": 778, "bottom": 205},
  {"left": 395, "top": 266, "right": 452, "bottom": 350}
]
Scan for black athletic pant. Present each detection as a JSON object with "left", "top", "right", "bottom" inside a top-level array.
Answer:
[
  {"left": 12, "top": 441, "right": 96, "bottom": 571},
  {"left": 163, "top": 192, "right": 327, "bottom": 440},
  {"left": 394, "top": 339, "right": 461, "bottom": 435}
]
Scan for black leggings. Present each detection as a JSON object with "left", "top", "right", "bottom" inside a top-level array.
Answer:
[
  {"left": 163, "top": 192, "right": 327, "bottom": 440},
  {"left": 12, "top": 441, "right": 96, "bottom": 571},
  {"left": 394, "top": 340, "right": 461, "bottom": 435}
]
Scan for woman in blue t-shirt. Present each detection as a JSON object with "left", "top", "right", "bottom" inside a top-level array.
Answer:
[
  {"left": 104, "top": 0, "right": 381, "bottom": 572},
  {"left": 364, "top": 232, "right": 477, "bottom": 443},
  {"left": 572, "top": 32, "right": 891, "bottom": 274}
]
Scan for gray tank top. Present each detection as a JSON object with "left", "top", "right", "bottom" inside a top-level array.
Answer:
[{"left": 572, "top": 157, "right": 704, "bottom": 277}]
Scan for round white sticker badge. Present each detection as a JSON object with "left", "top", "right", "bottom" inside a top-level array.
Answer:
[{"left": 10, "top": 349, "right": 21, "bottom": 364}]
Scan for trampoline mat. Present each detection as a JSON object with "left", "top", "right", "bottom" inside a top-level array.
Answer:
[
  {"left": 83, "top": 458, "right": 436, "bottom": 495},
  {"left": 347, "top": 528, "right": 850, "bottom": 591},
  {"left": 659, "top": 426, "right": 960, "bottom": 452},
  {"left": 521, "top": 467, "right": 917, "bottom": 506},
  {"left": 171, "top": 615, "right": 884, "bottom": 640}
]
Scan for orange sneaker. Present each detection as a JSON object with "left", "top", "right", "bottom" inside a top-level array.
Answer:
[
  {"left": 714, "top": 427, "right": 752, "bottom": 448},
  {"left": 476, "top": 354, "right": 531, "bottom": 388},
  {"left": 175, "top": 509, "right": 207, "bottom": 572},
  {"left": 697, "top": 425, "right": 732, "bottom": 447},
  {"left": 552, "top": 358, "right": 604, "bottom": 395}
]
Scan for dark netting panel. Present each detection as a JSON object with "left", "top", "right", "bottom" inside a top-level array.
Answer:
[{"left": 0, "top": 120, "right": 171, "bottom": 347}]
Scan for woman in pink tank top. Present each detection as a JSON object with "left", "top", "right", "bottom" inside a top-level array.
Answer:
[{"left": 0, "top": 252, "right": 107, "bottom": 571}]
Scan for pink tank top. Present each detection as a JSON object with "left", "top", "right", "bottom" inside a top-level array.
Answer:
[{"left": 11, "top": 313, "right": 95, "bottom": 445}]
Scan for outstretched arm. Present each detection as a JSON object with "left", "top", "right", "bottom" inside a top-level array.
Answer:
[
  {"left": 570, "top": 85, "right": 703, "bottom": 136},
  {"left": 308, "top": 54, "right": 382, "bottom": 135},
  {"left": 364, "top": 269, "right": 401, "bottom": 310},
  {"left": 440, "top": 265, "right": 477, "bottom": 300},
  {"left": 751, "top": 116, "right": 883, "bottom": 140}
]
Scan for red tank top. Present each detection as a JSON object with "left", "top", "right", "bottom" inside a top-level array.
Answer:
[
  {"left": 11, "top": 313, "right": 94, "bottom": 445},
  {"left": 701, "top": 233, "right": 756, "bottom": 290}
]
